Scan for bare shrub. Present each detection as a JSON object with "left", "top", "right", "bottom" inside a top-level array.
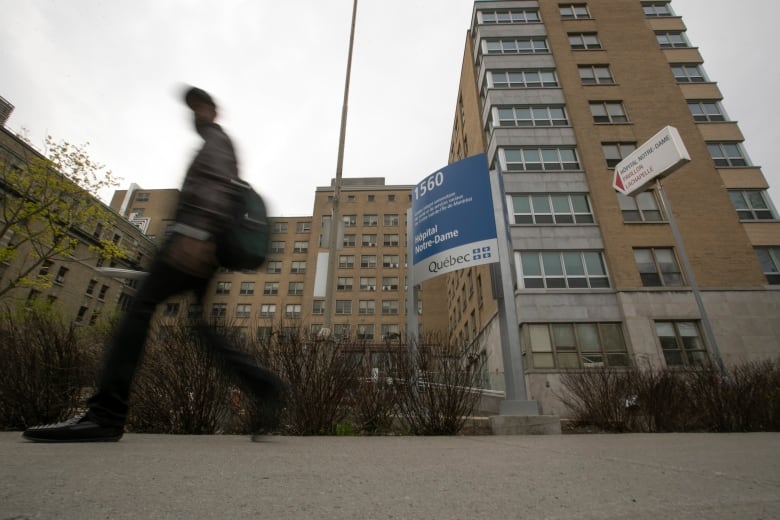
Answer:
[
  {"left": 557, "top": 368, "right": 636, "bottom": 432},
  {"left": 0, "top": 304, "right": 100, "bottom": 429},
  {"left": 394, "top": 335, "right": 487, "bottom": 435},
  {"left": 350, "top": 350, "right": 399, "bottom": 434}
]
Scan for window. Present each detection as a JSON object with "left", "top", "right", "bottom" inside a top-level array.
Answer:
[
  {"left": 259, "top": 304, "right": 276, "bottom": 318},
  {"left": 54, "top": 266, "right": 68, "bottom": 285},
  {"left": 263, "top": 282, "right": 279, "bottom": 295},
  {"left": 359, "top": 300, "right": 376, "bottom": 315},
  {"left": 296, "top": 221, "right": 311, "bottom": 233},
  {"left": 589, "top": 101, "right": 628, "bottom": 123},
  {"left": 490, "top": 106, "right": 568, "bottom": 129},
  {"left": 285, "top": 304, "right": 302, "bottom": 319},
  {"left": 343, "top": 234, "right": 356, "bottom": 248},
  {"left": 333, "top": 256, "right": 352, "bottom": 271},
  {"left": 382, "top": 300, "right": 399, "bottom": 315},
  {"left": 98, "top": 284, "right": 109, "bottom": 301},
  {"left": 383, "top": 234, "right": 400, "bottom": 247},
  {"left": 383, "top": 255, "right": 400, "bottom": 268},
  {"left": 511, "top": 194, "right": 594, "bottom": 225},
  {"left": 381, "top": 324, "right": 400, "bottom": 340},
  {"left": 272, "top": 222, "right": 288, "bottom": 233},
  {"left": 239, "top": 281, "right": 255, "bottom": 295},
  {"left": 383, "top": 214, "right": 400, "bottom": 226},
  {"left": 235, "top": 304, "right": 252, "bottom": 319},
  {"left": 347, "top": 195, "right": 356, "bottom": 203},
  {"left": 482, "top": 38, "right": 549, "bottom": 55},
  {"left": 288, "top": 281, "right": 304, "bottom": 295},
  {"left": 76, "top": 306, "right": 88, "bottom": 323},
  {"left": 362, "top": 234, "right": 377, "bottom": 247},
  {"left": 357, "top": 324, "right": 375, "bottom": 340},
  {"left": 382, "top": 277, "right": 399, "bottom": 291},
  {"left": 501, "top": 147, "right": 580, "bottom": 171},
  {"left": 361, "top": 255, "right": 377, "bottom": 268},
  {"left": 656, "top": 321, "right": 708, "bottom": 367},
  {"left": 559, "top": 3, "right": 590, "bottom": 19},
  {"left": 602, "top": 142, "right": 636, "bottom": 168},
  {"left": 85, "top": 279, "right": 98, "bottom": 296},
  {"left": 618, "top": 191, "right": 663, "bottom": 222},
  {"left": 671, "top": 64, "right": 705, "bottom": 83},
  {"left": 334, "top": 323, "right": 351, "bottom": 338},
  {"left": 270, "top": 241, "right": 285, "bottom": 253},
  {"left": 518, "top": 251, "right": 609, "bottom": 288},
  {"left": 188, "top": 304, "right": 203, "bottom": 319},
  {"left": 756, "top": 247, "right": 780, "bottom": 284},
  {"left": 486, "top": 69, "right": 558, "bottom": 89},
  {"left": 291, "top": 261, "right": 307, "bottom": 274},
  {"left": 211, "top": 303, "right": 227, "bottom": 318},
  {"left": 342, "top": 215, "right": 357, "bottom": 227},
  {"left": 478, "top": 9, "right": 540, "bottom": 24},
  {"left": 363, "top": 214, "right": 378, "bottom": 227},
  {"left": 634, "top": 248, "right": 683, "bottom": 287},
  {"left": 578, "top": 65, "right": 614, "bottom": 85},
  {"left": 387, "top": 194, "right": 396, "bottom": 202},
  {"left": 135, "top": 192, "right": 150, "bottom": 202},
  {"left": 568, "top": 33, "right": 601, "bottom": 50},
  {"left": 656, "top": 31, "right": 689, "bottom": 48},
  {"left": 707, "top": 142, "right": 748, "bottom": 167},
  {"left": 293, "top": 241, "right": 308, "bottom": 253},
  {"left": 687, "top": 100, "right": 725, "bottom": 122},
  {"left": 335, "top": 300, "right": 352, "bottom": 315},
  {"left": 257, "top": 326, "right": 273, "bottom": 341},
  {"left": 312, "top": 300, "right": 325, "bottom": 315},
  {"left": 367, "top": 194, "right": 375, "bottom": 202},
  {"left": 359, "top": 277, "right": 376, "bottom": 291},
  {"left": 337, "top": 277, "right": 353, "bottom": 291},
  {"left": 729, "top": 191, "right": 776, "bottom": 220},
  {"left": 89, "top": 311, "right": 101, "bottom": 326},
  {"left": 216, "top": 281, "right": 232, "bottom": 295},
  {"left": 526, "top": 322, "right": 629, "bottom": 369},
  {"left": 643, "top": 2, "right": 672, "bottom": 17}
]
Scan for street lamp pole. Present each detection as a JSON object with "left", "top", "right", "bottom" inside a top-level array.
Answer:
[{"left": 324, "top": 0, "right": 359, "bottom": 333}]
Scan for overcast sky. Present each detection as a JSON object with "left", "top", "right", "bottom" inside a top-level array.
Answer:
[{"left": 1, "top": 0, "right": 777, "bottom": 217}]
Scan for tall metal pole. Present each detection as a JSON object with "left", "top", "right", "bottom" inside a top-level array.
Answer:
[{"left": 324, "top": 0, "right": 359, "bottom": 333}]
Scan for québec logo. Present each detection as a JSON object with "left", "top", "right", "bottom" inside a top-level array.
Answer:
[{"left": 472, "top": 246, "right": 492, "bottom": 260}]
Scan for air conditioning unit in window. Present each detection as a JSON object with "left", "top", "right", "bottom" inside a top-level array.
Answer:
[
  {"left": 369, "top": 286, "right": 376, "bottom": 291},
  {"left": 382, "top": 286, "right": 390, "bottom": 291}
]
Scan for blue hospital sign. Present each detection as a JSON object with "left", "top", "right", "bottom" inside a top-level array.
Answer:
[{"left": 411, "top": 154, "right": 499, "bottom": 284}]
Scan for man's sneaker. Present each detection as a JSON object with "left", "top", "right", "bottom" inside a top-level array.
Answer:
[{"left": 22, "top": 413, "right": 123, "bottom": 443}]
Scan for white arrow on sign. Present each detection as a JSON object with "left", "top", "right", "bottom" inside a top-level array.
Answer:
[{"left": 613, "top": 125, "right": 690, "bottom": 196}]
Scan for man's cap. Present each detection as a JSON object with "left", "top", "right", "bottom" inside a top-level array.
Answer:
[{"left": 184, "top": 86, "right": 216, "bottom": 109}]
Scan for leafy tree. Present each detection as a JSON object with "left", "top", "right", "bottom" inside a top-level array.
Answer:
[{"left": 0, "top": 135, "right": 126, "bottom": 299}]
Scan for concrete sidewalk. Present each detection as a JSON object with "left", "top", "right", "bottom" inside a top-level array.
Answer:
[{"left": 1, "top": 432, "right": 778, "bottom": 519}]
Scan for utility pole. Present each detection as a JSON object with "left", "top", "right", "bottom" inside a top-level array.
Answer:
[{"left": 323, "top": 0, "right": 359, "bottom": 333}]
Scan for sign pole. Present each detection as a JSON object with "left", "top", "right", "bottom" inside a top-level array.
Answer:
[{"left": 655, "top": 178, "right": 724, "bottom": 373}]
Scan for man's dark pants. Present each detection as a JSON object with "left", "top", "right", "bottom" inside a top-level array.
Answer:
[{"left": 87, "top": 249, "right": 283, "bottom": 428}]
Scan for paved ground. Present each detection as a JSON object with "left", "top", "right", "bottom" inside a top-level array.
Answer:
[{"left": 1, "top": 432, "right": 778, "bottom": 520}]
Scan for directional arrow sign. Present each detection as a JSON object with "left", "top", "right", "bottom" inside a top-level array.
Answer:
[{"left": 613, "top": 126, "right": 690, "bottom": 196}]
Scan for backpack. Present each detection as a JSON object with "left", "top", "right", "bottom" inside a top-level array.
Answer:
[{"left": 216, "top": 179, "right": 271, "bottom": 270}]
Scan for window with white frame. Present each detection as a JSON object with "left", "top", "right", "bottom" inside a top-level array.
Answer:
[
  {"left": 360, "top": 277, "right": 377, "bottom": 291},
  {"left": 517, "top": 251, "right": 609, "bottom": 288},
  {"left": 655, "top": 321, "right": 708, "bottom": 367},
  {"left": 642, "top": 2, "right": 673, "bottom": 17},
  {"left": 343, "top": 234, "right": 356, "bottom": 247},
  {"left": 363, "top": 214, "right": 378, "bottom": 227},
  {"left": 383, "top": 234, "right": 400, "bottom": 247},
  {"left": 501, "top": 147, "right": 580, "bottom": 171},
  {"left": 296, "top": 221, "right": 311, "bottom": 233},
  {"left": 671, "top": 64, "right": 705, "bottom": 83},
  {"left": 756, "top": 247, "right": 780, "bottom": 284},
  {"left": 382, "top": 300, "right": 399, "bottom": 315},
  {"left": 559, "top": 3, "right": 590, "bottom": 19},
  {"left": 590, "top": 101, "right": 628, "bottom": 123},
  {"left": 293, "top": 241, "right": 308, "bottom": 253},
  {"left": 361, "top": 255, "right": 377, "bottom": 268},
  {"left": 729, "top": 191, "right": 776, "bottom": 220},
  {"left": 568, "top": 33, "right": 602, "bottom": 50},
  {"left": 285, "top": 304, "right": 302, "bottom": 318},
  {"left": 357, "top": 324, "right": 375, "bottom": 340},
  {"left": 688, "top": 100, "right": 725, "bottom": 122},
  {"left": 602, "top": 142, "right": 636, "bottom": 168},
  {"left": 337, "top": 277, "right": 353, "bottom": 291},
  {"left": 482, "top": 38, "right": 549, "bottom": 55},
  {"left": 486, "top": 70, "right": 558, "bottom": 89},
  {"left": 339, "top": 255, "right": 355, "bottom": 268},
  {"left": 272, "top": 222, "right": 288, "bottom": 233},
  {"left": 263, "top": 282, "right": 279, "bottom": 295},
  {"left": 267, "top": 261, "right": 282, "bottom": 274},
  {"left": 291, "top": 261, "right": 307, "bottom": 274},
  {"left": 634, "top": 248, "right": 683, "bottom": 287},
  {"left": 288, "top": 281, "right": 304, "bottom": 295},
  {"left": 334, "top": 323, "right": 351, "bottom": 338},
  {"left": 312, "top": 300, "right": 325, "bottom": 315},
  {"left": 656, "top": 31, "right": 689, "bottom": 48},
  {"left": 383, "top": 255, "right": 400, "bottom": 268},
  {"left": 335, "top": 300, "right": 352, "bottom": 315},
  {"left": 342, "top": 214, "right": 357, "bottom": 228},
  {"left": 211, "top": 303, "right": 227, "bottom": 318},
  {"left": 382, "top": 277, "right": 399, "bottom": 291},
  {"left": 707, "top": 142, "right": 749, "bottom": 167},
  {"left": 358, "top": 300, "right": 376, "bottom": 315},
  {"left": 478, "top": 9, "right": 540, "bottom": 24},
  {"left": 578, "top": 65, "right": 614, "bottom": 85},
  {"left": 618, "top": 191, "right": 663, "bottom": 222},
  {"left": 216, "top": 281, "right": 231, "bottom": 295},
  {"left": 259, "top": 304, "right": 276, "bottom": 318},
  {"left": 270, "top": 241, "right": 285, "bottom": 253},
  {"left": 257, "top": 326, "right": 272, "bottom": 341},
  {"left": 525, "top": 322, "right": 629, "bottom": 369},
  {"left": 239, "top": 281, "right": 255, "bottom": 295},
  {"left": 235, "top": 304, "right": 251, "bottom": 319},
  {"left": 510, "top": 194, "right": 594, "bottom": 224},
  {"left": 362, "top": 234, "right": 377, "bottom": 247},
  {"left": 489, "top": 106, "right": 568, "bottom": 129},
  {"left": 383, "top": 214, "right": 399, "bottom": 226}
]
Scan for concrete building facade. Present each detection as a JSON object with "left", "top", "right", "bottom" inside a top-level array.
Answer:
[{"left": 448, "top": 0, "right": 780, "bottom": 414}]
